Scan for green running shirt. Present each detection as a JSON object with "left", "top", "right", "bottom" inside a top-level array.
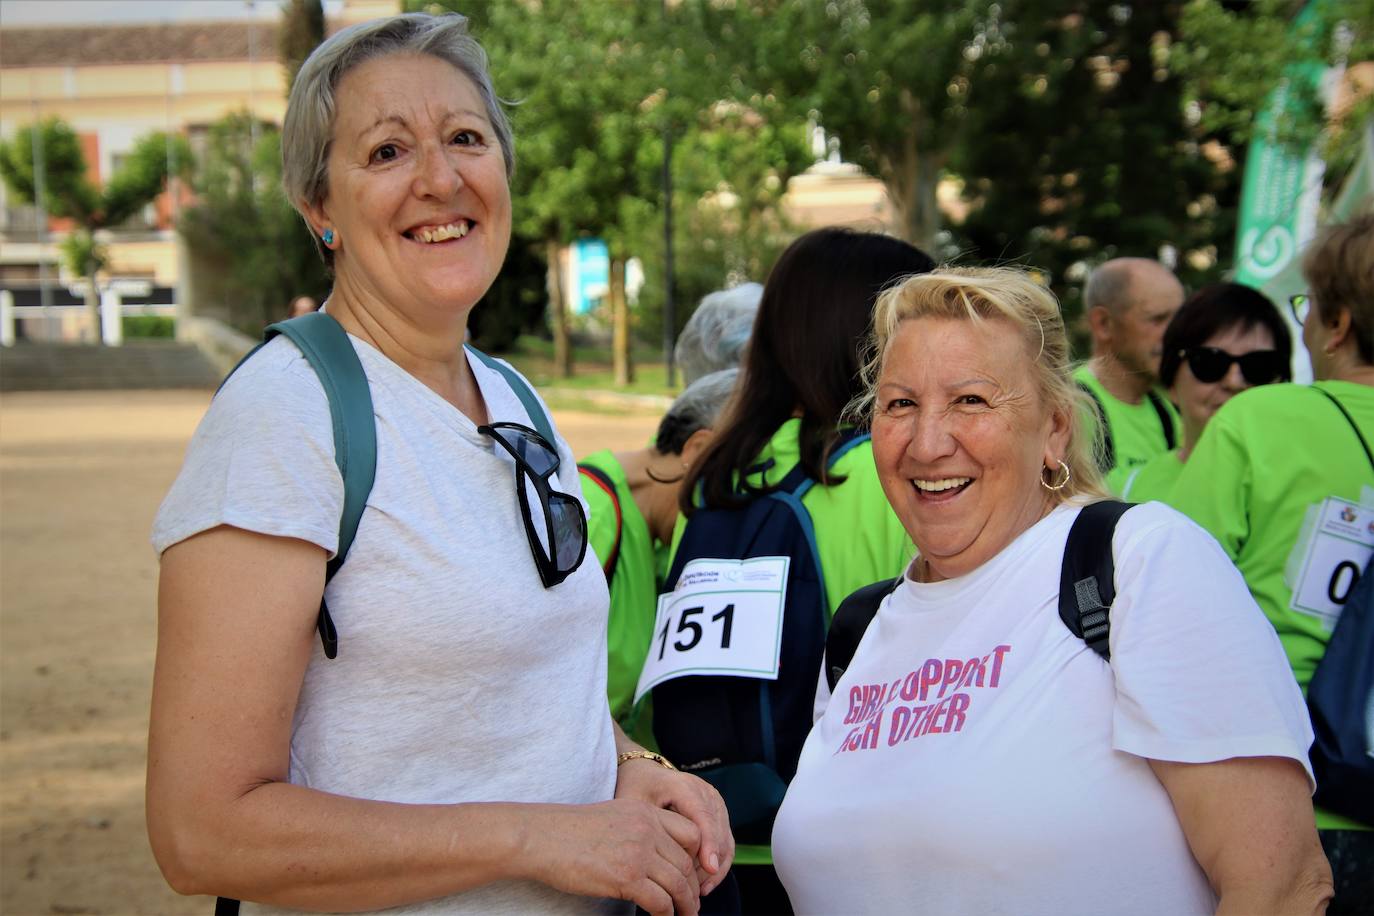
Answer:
[
  {"left": 1119, "top": 448, "right": 1185, "bottom": 504},
  {"left": 1166, "top": 381, "right": 1374, "bottom": 830},
  {"left": 1074, "top": 365, "right": 1181, "bottom": 493},
  {"left": 580, "top": 449, "right": 661, "bottom": 750}
]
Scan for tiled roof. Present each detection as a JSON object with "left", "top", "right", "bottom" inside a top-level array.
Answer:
[{"left": 0, "top": 22, "right": 284, "bottom": 67}]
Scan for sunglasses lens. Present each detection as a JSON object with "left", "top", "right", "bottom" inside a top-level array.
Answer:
[
  {"left": 490, "top": 426, "right": 559, "bottom": 477},
  {"left": 1239, "top": 351, "right": 1286, "bottom": 385},
  {"left": 549, "top": 494, "right": 587, "bottom": 571},
  {"left": 1186, "top": 348, "right": 1230, "bottom": 383}
]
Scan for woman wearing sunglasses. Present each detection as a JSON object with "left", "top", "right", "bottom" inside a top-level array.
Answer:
[
  {"left": 1117, "top": 283, "right": 1291, "bottom": 502},
  {"left": 146, "top": 14, "right": 730, "bottom": 916},
  {"left": 1169, "top": 214, "right": 1374, "bottom": 910}
]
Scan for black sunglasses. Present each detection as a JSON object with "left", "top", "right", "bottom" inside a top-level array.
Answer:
[
  {"left": 1181, "top": 346, "right": 1287, "bottom": 386},
  {"left": 478, "top": 421, "right": 588, "bottom": 588}
]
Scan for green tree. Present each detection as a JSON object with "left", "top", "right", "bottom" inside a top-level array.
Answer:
[
  {"left": 280, "top": 0, "right": 326, "bottom": 92},
  {"left": 1176, "top": 0, "right": 1374, "bottom": 192},
  {"left": 414, "top": 0, "right": 808, "bottom": 382},
  {"left": 178, "top": 112, "right": 330, "bottom": 333},
  {"left": 0, "top": 117, "right": 188, "bottom": 342},
  {"left": 688, "top": 0, "right": 987, "bottom": 248},
  {"left": 628, "top": 106, "right": 811, "bottom": 348},
  {"left": 949, "top": 1, "right": 1236, "bottom": 324}
]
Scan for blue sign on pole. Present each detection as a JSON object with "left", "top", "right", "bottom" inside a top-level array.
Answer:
[{"left": 571, "top": 239, "right": 610, "bottom": 315}]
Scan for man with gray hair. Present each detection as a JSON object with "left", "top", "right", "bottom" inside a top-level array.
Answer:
[{"left": 1073, "top": 257, "right": 1185, "bottom": 491}]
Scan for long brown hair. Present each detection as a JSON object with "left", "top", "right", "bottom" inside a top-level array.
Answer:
[{"left": 683, "top": 227, "right": 934, "bottom": 512}]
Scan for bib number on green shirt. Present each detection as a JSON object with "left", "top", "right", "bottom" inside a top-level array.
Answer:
[
  {"left": 1287, "top": 495, "right": 1374, "bottom": 629},
  {"left": 634, "top": 557, "right": 789, "bottom": 702}
]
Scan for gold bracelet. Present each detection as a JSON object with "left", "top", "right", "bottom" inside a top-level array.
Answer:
[{"left": 616, "top": 750, "right": 677, "bottom": 771}]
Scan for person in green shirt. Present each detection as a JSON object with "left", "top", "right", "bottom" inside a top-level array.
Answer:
[
  {"left": 1074, "top": 257, "right": 1185, "bottom": 491},
  {"left": 661, "top": 227, "right": 933, "bottom": 915},
  {"left": 1167, "top": 214, "right": 1374, "bottom": 908},
  {"left": 580, "top": 368, "right": 740, "bottom": 749},
  {"left": 1120, "top": 283, "right": 1291, "bottom": 502}
]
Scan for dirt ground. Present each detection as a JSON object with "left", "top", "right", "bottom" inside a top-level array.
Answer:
[{"left": 0, "top": 389, "right": 659, "bottom": 916}]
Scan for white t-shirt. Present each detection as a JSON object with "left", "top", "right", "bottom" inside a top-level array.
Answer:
[
  {"left": 772, "top": 501, "right": 1314, "bottom": 916},
  {"left": 153, "top": 334, "right": 624, "bottom": 915}
]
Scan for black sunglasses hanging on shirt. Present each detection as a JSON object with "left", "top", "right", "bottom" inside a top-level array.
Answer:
[
  {"left": 1181, "top": 346, "right": 1288, "bottom": 386},
  {"left": 478, "top": 421, "right": 588, "bottom": 588}
]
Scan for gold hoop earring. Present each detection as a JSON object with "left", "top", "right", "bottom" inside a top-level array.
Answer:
[{"left": 1041, "top": 459, "right": 1071, "bottom": 492}]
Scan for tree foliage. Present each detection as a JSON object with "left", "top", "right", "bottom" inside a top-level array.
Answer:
[
  {"left": 0, "top": 117, "right": 188, "bottom": 338},
  {"left": 685, "top": 0, "right": 990, "bottom": 248},
  {"left": 1176, "top": 0, "right": 1374, "bottom": 185},
  {"left": 178, "top": 112, "right": 330, "bottom": 333},
  {"left": 948, "top": 2, "right": 1237, "bottom": 322},
  {"left": 280, "top": 0, "right": 326, "bottom": 92},
  {"left": 411, "top": 0, "right": 808, "bottom": 372}
]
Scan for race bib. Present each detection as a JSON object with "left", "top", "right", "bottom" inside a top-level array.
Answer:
[
  {"left": 1287, "top": 496, "right": 1374, "bottom": 630},
  {"left": 633, "top": 556, "right": 789, "bottom": 702}
]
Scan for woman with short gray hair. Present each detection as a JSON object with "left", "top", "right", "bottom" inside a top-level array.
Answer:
[{"left": 146, "top": 13, "right": 731, "bottom": 915}]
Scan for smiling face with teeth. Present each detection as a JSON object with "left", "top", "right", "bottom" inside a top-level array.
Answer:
[
  {"left": 872, "top": 316, "right": 1071, "bottom": 583},
  {"left": 304, "top": 52, "right": 511, "bottom": 331}
]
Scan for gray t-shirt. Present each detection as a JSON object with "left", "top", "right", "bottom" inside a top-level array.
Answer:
[{"left": 154, "top": 334, "right": 623, "bottom": 915}]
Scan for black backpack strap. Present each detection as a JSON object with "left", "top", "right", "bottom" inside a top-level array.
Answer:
[
  {"left": 1077, "top": 381, "right": 1116, "bottom": 471},
  {"left": 825, "top": 577, "right": 901, "bottom": 690},
  {"left": 578, "top": 463, "right": 623, "bottom": 581},
  {"left": 1146, "top": 389, "right": 1178, "bottom": 451},
  {"left": 1058, "top": 500, "right": 1134, "bottom": 661},
  {"left": 1314, "top": 386, "right": 1374, "bottom": 472}
]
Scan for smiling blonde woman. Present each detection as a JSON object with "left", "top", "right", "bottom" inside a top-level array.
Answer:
[{"left": 771, "top": 266, "right": 1331, "bottom": 915}]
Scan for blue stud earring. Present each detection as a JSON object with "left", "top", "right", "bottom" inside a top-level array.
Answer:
[{"left": 321, "top": 229, "right": 335, "bottom": 245}]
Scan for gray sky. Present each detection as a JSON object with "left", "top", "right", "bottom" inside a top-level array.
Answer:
[{"left": 0, "top": 0, "right": 344, "bottom": 26}]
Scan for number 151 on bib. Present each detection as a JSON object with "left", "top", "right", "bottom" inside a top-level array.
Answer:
[{"left": 633, "top": 556, "right": 790, "bottom": 703}]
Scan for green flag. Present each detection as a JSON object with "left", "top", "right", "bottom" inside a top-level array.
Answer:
[{"left": 1234, "top": 1, "right": 1331, "bottom": 289}]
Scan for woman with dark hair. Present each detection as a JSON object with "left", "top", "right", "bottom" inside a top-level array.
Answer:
[
  {"left": 653, "top": 227, "right": 935, "bottom": 914},
  {"left": 1118, "top": 282, "right": 1292, "bottom": 501}
]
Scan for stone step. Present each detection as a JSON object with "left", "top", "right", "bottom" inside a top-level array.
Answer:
[{"left": 0, "top": 342, "right": 224, "bottom": 391}]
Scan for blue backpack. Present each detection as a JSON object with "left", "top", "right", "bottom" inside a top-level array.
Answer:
[
  {"left": 650, "top": 428, "right": 869, "bottom": 844},
  {"left": 1306, "top": 388, "right": 1374, "bottom": 826}
]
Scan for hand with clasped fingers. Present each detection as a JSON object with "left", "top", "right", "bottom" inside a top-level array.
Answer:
[
  {"left": 614, "top": 755, "right": 735, "bottom": 899},
  {"left": 521, "top": 795, "right": 707, "bottom": 916}
]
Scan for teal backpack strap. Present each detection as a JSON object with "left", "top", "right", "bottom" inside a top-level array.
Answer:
[
  {"left": 221, "top": 312, "right": 376, "bottom": 660},
  {"left": 464, "top": 344, "right": 555, "bottom": 445}
]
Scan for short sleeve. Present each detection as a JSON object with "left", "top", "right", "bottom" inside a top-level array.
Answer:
[
  {"left": 1105, "top": 503, "right": 1315, "bottom": 788},
  {"left": 151, "top": 339, "right": 344, "bottom": 557}
]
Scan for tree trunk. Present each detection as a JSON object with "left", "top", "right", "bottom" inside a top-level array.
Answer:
[
  {"left": 881, "top": 129, "right": 944, "bottom": 251},
  {"left": 84, "top": 265, "right": 101, "bottom": 345},
  {"left": 611, "top": 257, "right": 633, "bottom": 387},
  {"left": 545, "top": 238, "right": 573, "bottom": 378}
]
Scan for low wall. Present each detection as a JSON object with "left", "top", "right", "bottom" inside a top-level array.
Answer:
[{"left": 176, "top": 315, "right": 257, "bottom": 377}]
